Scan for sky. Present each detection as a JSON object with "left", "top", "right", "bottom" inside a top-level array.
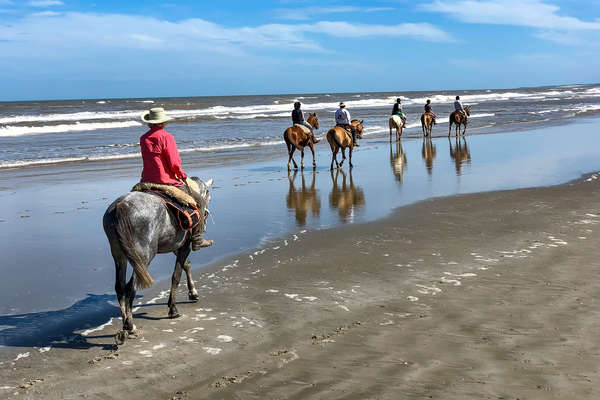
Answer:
[{"left": 0, "top": 0, "right": 599, "bottom": 101}]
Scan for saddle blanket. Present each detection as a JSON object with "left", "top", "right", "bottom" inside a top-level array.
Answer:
[
  {"left": 294, "top": 123, "right": 312, "bottom": 135},
  {"left": 144, "top": 190, "right": 201, "bottom": 231}
]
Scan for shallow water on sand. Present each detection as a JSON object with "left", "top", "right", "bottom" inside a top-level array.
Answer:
[{"left": 1, "top": 117, "right": 600, "bottom": 321}]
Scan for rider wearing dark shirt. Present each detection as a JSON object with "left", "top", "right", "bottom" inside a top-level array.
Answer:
[{"left": 292, "top": 101, "right": 318, "bottom": 143}]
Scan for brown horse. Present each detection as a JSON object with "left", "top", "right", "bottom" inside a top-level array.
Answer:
[
  {"left": 326, "top": 119, "right": 364, "bottom": 170},
  {"left": 421, "top": 113, "right": 435, "bottom": 137},
  {"left": 283, "top": 113, "right": 319, "bottom": 170},
  {"left": 388, "top": 115, "right": 403, "bottom": 141},
  {"left": 448, "top": 105, "right": 471, "bottom": 136}
]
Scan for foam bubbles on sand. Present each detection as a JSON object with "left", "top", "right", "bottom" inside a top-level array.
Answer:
[
  {"left": 407, "top": 296, "right": 419, "bottom": 302},
  {"left": 152, "top": 343, "right": 166, "bottom": 351},
  {"left": 139, "top": 350, "right": 152, "bottom": 357},
  {"left": 14, "top": 352, "right": 29, "bottom": 361},
  {"left": 203, "top": 347, "right": 222, "bottom": 355},
  {"left": 416, "top": 284, "right": 442, "bottom": 295},
  {"left": 217, "top": 335, "right": 233, "bottom": 343}
]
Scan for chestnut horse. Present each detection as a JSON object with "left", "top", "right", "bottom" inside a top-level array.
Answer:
[
  {"left": 283, "top": 113, "right": 319, "bottom": 170},
  {"left": 388, "top": 115, "right": 403, "bottom": 141},
  {"left": 326, "top": 119, "right": 364, "bottom": 170},
  {"left": 448, "top": 105, "right": 471, "bottom": 136},
  {"left": 421, "top": 113, "right": 435, "bottom": 137}
]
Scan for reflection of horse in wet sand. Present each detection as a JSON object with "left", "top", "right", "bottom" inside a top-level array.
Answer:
[
  {"left": 421, "top": 113, "right": 435, "bottom": 137},
  {"left": 103, "top": 177, "right": 212, "bottom": 344},
  {"left": 421, "top": 137, "right": 436, "bottom": 175},
  {"left": 328, "top": 168, "right": 365, "bottom": 222},
  {"left": 327, "top": 119, "right": 364, "bottom": 170},
  {"left": 286, "top": 170, "right": 321, "bottom": 226},
  {"left": 389, "top": 140, "right": 407, "bottom": 182},
  {"left": 449, "top": 105, "right": 471, "bottom": 136},
  {"left": 283, "top": 113, "right": 319, "bottom": 170},
  {"left": 389, "top": 115, "right": 403, "bottom": 141},
  {"left": 449, "top": 136, "right": 471, "bottom": 174}
]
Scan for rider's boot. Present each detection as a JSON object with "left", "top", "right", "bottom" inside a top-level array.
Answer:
[
  {"left": 311, "top": 132, "right": 320, "bottom": 144},
  {"left": 191, "top": 227, "right": 213, "bottom": 251},
  {"left": 402, "top": 118, "right": 407, "bottom": 128}
]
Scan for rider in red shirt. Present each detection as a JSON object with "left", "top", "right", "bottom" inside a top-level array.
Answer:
[{"left": 140, "top": 107, "right": 213, "bottom": 250}]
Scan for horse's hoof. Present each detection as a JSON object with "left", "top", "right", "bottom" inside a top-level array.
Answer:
[
  {"left": 169, "top": 310, "right": 181, "bottom": 319},
  {"left": 115, "top": 330, "right": 127, "bottom": 346},
  {"left": 188, "top": 292, "right": 199, "bottom": 301}
]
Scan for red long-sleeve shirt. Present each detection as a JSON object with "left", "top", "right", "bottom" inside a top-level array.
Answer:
[{"left": 140, "top": 126, "right": 187, "bottom": 186}]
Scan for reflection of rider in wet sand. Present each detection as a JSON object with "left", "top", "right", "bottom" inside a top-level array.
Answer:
[
  {"left": 389, "top": 140, "right": 407, "bottom": 183},
  {"left": 448, "top": 136, "right": 471, "bottom": 175},
  {"left": 328, "top": 168, "right": 365, "bottom": 222},
  {"left": 286, "top": 170, "right": 321, "bottom": 226},
  {"left": 421, "top": 137, "right": 436, "bottom": 175}
]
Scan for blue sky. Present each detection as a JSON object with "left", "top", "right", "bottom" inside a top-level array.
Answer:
[{"left": 0, "top": 0, "right": 598, "bottom": 100}]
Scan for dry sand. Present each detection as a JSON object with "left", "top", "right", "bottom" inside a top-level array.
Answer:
[{"left": 3, "top": 172, "right": 600, "bottom": 399}]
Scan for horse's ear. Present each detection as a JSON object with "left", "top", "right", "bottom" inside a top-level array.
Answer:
[
  {"left": 360, "top": 119, "right": 364, "bottom": 124},
  {"left": 206, "top": 178, "right": 214, "bottom": 188}
]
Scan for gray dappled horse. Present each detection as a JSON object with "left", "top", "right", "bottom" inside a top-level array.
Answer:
[{"left": 103, "top": 177, "right": 212, "bottom": 344}]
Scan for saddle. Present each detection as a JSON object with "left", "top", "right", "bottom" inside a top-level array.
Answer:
[
  {"left": 131, "top": 180, "right": 202, "bottom": 231},
  {"left": 294, "top": 124, "right": 312, "bottom": 135},
  {"left": 144, "top": 190, "right": 201, "bottom": 231}
]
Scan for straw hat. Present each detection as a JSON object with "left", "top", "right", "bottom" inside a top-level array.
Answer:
[
  {"left": 141, "top": 107, "right": 174, "bottom": 124},
  {"left": 339, "top": 102, "right": 346, "bottom": 108}
]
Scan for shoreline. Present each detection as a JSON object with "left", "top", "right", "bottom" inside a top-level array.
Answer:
[{"left": 3, "top": 165, "right": 600, "bottom": 398}]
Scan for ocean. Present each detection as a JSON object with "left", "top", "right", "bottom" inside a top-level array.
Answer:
[{"left": 1, "top": 84, "right": 600, "bottom": 169}]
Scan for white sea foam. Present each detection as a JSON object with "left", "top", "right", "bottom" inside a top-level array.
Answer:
[
  {"left": 0, "top": 121, "right": 141, "bottom": 137},
  {"left": 82, "top": 317, "right": 115, "bottom": 336}
]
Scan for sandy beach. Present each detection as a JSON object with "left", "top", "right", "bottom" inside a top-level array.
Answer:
[{"left": 3, "top": 122, "right": 600, "bottom": 398}]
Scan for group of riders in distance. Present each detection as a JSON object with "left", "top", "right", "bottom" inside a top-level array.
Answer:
[
  {"left": 103, "top": 95, "right": 472, "bottom": 342},
  {"left": 284, "top": 95, "right": 471, "bottom": 171}
]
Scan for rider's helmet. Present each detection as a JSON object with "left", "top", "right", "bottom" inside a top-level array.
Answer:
[
  {"left": 426, "top": 99, "right": 431, "bottom": 104},
  {"left": 456, "top": 96, "right": 460, "bottom": 100},
  {"left": 294, "top": 101, "right": 301, "bottom": 109},
  {"left": 396, "top": 98, "right": 401, "bottom": 103}
]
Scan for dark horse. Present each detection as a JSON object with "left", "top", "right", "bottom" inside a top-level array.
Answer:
[
  {"left": 103, "top": 177, "right": 212, "bottom": 344},
  {"left": 283, "top": 113, "right": 319, "bottom": 170},
  {"left": 326, "top": 119, "right": 364, "bottom": 170},
  {"left": 448, "top": 105, "right": 471, "bottom": 136}
]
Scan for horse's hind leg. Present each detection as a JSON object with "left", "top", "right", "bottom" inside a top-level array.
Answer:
[
  {"left": 183, "top": 259, "right": 199, "bottom": 301},
  {"left": 168, "top": 247, "right": 190, "bottom": 318},
  {"left": 300, "top": 149, "right": 305, "bottom": 170},
  {"left": 339, "top": 148, "right": 346, "bottom": 168},
  {"left": 287, "top": 144, "right": 298, "bottom": 170},
  {"left": 124, "top": 274, "right": 137, "bottom": 334},
  {"left": 349, "top": 147, "right": 354, "bottom": 168},
  {"left": 113, "top": 253, "right": 129, "bottom": 334}
]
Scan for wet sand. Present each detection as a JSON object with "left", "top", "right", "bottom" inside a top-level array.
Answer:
[{"left": 3, "top": 168, "right": 600, "bottom": 399}]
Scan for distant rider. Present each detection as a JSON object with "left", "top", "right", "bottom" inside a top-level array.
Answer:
[
  {"left": 424, "top": 99, "right": 436, "bottom": 125},
  {"left": 454, "top": 96, "right": 466, "bottom": 118},
  {"left": 291, "top": 101, "right": 319, "bottom": 143},
  {"left": 392, "top": 98, "right": 407, "bottom": 128},
  {"left": 140, "top": 107, "right": 213, "bottom": 251},
  {"left": 335, "top": 102, "right": 359, "bottom": 147}
]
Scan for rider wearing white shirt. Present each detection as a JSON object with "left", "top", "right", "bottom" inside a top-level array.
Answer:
[
  {"left": 335, "top": 102, "right": 359, "bottom": 146},
  {"left": 454, "top": 95, "right": 466, "bottom": 117}
]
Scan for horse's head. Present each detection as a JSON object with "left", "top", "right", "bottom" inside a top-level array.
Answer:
[
  {"left": 351, "top": 119, "right": 364, "bottom": 138},
  {"left": 189, "top": 177, "right": 213, "bottom": 212},
  {"left": 465, "top": 105, "right": 471, "bottom": 116},
  {"left": 307, "top": 113, "right": 319, "bottom": 130}
]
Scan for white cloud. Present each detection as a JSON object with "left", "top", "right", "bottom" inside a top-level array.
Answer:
[
  {"left": 31, "top": 10, "right": 60, "bottom": 17},
  {"left": 28, "top": 0, "right": 63, "bottom": 6},
  {"left": 275, "top": 6, "right": 395, "bottom": 20},
  {"left": 422, "top": 0, "right": 600, "bottom": 30},
  {"left": 0, "top": 11, "right": 453, "bottom": 58}
]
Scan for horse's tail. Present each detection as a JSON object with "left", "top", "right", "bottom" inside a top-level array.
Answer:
[
  {"left": 115, "top": 202, "right": 154, "bottom": 289},
  {"left": 329, "top": 128, "right": 343, "bottom": 149}
]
